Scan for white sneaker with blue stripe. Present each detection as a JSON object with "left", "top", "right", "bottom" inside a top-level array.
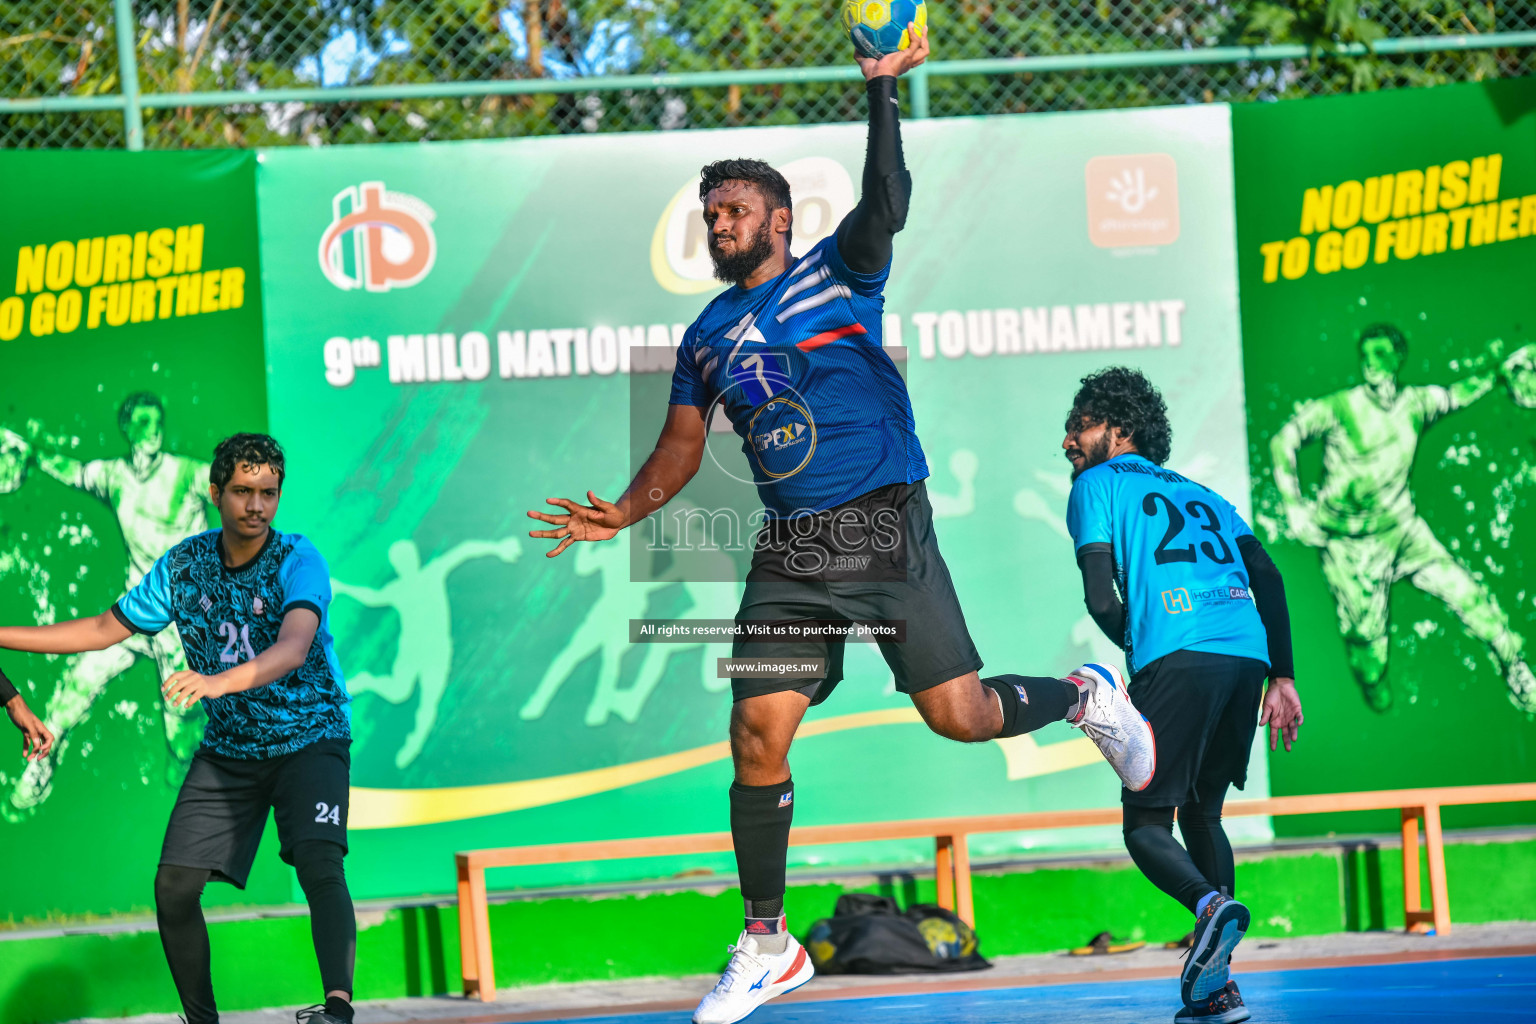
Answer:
[
  {"left": 692, "top": 930, "right": 814, "bottom": 1024},
  {"left": 1069, "top": 662, "right": 1156, "bottom": 792}
]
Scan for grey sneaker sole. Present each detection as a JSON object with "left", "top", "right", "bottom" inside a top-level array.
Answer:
[
  {"left": 1181, "top": 900, "right": 1249, "bottom": 1005},
  {"left": 1174, "top": 1005, "right": 1251, "bottom": 1024}
]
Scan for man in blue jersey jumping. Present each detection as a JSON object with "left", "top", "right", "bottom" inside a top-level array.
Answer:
[
  {"left": 0, "top": 434, "right": 357, "bottom": 1024},
  {"left": 1063, "top": 367, "right": 1304, "bottom": 1024},
  {"left": 529, "top": 27, "right": 1154, "bottom": 1024}
]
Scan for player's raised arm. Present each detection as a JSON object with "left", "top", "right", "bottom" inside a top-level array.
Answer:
[
  {"left": 0, "top": 610, "right": 131, "bottom": 655},
  {"left": 528, "top": 402, "right": 708, "bottom": 558},
  {"left": 836, "top": 22, "right": 928, "bottom": 275}
]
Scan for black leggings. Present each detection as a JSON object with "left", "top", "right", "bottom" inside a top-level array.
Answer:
[
  {"left": 155, "top": 841, "right": 355, "bottom": 1023},
  {"left": 1123, "top": 787, "right": 1234, "bottom": 913}
]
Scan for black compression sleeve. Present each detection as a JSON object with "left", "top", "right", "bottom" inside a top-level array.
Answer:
[
  {"left": 1238, "top": 535, "right": 1295, "bottom": 679},
  {"left": 0, "top": 666, "right": 17, "bottom": 705},
  {"left": 1077, "top": 546, "right": 1127, "bottom": 650},
  {"left": 835, "top": 75, "right": 911, "bottom": 274}
]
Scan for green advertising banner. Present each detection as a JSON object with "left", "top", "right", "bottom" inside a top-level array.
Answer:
[
  {"left": 0, "top": 151, "right": 270, "bottom": 921},
  {"left": 257, "top": 103, "right": 1266, "bottom": 902},
  {"left": 1234, "top": 79, "right": 1536, "bottom": 836}
]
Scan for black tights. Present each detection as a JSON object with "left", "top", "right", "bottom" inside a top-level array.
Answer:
[
  {"left": 155, "top": 841, "right": 355, "bottom": 1024},
  {"left": 1122, "top": 788, "right": 1234, "bottom": 913}
]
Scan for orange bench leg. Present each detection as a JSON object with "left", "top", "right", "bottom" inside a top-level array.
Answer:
[
  {"left": 951, "top": 832, "right": 974, "bottom": 928},
  {"left": 457, "top": 856, "right": 479, "bottom": 998},
  {"left": 1401, "top": 806, "right": 1434, "bottom": 934},
  {"left": 935, "top": 835, "right": 955, "bottom": 913},
  {"left": 470, "top": 864, "right": 496, "bottom": 1001},
  {"left": 1423, "top": 803, "right": 1451, "bottom": 936}
]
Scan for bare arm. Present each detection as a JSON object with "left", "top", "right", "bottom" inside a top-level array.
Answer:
[
  {"left": 163, "top": 608, "right": 319, "bottom": 708},
  {"left": 0, "top": 611, "right": 130, "bottom": 654},
  {"left": 529, "top": 404, "right": 708, "bottom": 557}
]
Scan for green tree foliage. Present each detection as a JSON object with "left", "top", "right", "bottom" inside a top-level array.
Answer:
[{"left": 2, "top": 1, "right": 1533, "bottom": 148}]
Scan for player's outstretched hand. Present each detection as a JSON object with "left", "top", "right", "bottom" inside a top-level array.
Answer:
[
  {"left": 5, "top": 696, "right": 53, "bottom": 761},
  {"left": 163, "top": 670, "right": 229, "bottom": 709},
  {"left": 857, "top": 21, "right": 930, "bottom": 81},
  {"left": 528, "top": 491, "right": 625, "bottom": 557},
  {"left": 1259, "top": 677, "right": 1303, "bottom": 752}
]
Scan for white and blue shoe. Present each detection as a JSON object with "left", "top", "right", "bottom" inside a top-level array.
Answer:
[
  {"left": 1181, "top": 895, "right": 1251, "bottom": 1008},
  {"left": 1069, "top": 662, "right": 1156, "bottom": 792},
  {"left": 692, "top": 930, "right": 814, "bottom": 1024}
]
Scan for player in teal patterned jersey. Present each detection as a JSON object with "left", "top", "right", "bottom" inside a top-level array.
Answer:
[
  {"left": 1064, "top": 368, "right": 1303, "bottom": 1024},
  {"left": 0, "top": 434, "right": 357, "bottom": 1024}
]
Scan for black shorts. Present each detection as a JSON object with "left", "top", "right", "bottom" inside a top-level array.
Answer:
[
  {"left": 730, "top": 480, "right": 983, "bottom": 704},
  {"left": 160, "top": 738, "right": 351, "bottom": 887},
  {"left": 1122, "top": 650, "right": 1267, "bottom": 808}
]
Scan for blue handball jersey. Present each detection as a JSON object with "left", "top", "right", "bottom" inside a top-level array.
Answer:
[
  {"left": 113, "top": 529, "right": 350, "bottom": 760},
  {"left": 669, "top": 234, "right": 928, "bottom": 518},
  {"left": 1065, "top": 454, "right": 1270, "bottom": 675}
]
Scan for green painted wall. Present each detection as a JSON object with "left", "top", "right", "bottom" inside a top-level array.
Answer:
[{"left": 4, "top": 835, "right": 1533, "bottom": 1024}]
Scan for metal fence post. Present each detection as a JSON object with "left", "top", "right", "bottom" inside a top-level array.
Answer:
[
  {"left": 112, "top": 0, "right": 144, "bottom": 149},
  {"left": 909, "top": 63, "right": 931, "bottom": 118}
]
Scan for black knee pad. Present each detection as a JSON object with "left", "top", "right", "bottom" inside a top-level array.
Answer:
[
  {"left": 1179, "top": 792, "right": 1226, "bottom": 834},
  {"left": 1122, "top": 803, "right": 1176, "bottom": 840},
  {"left": 291, "top": 839, "right": 347, "bottom": 894},
  {"left": 155, "top": 864, "right": 210, "bottom": 913}
]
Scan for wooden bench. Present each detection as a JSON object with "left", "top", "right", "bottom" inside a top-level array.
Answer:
[{"left": 454, "top": 781, "right": 1536, "bottom": 1000}]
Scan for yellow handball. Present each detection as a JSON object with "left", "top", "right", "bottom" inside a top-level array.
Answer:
[{"left": 843, "top": 0, "right": 927, "bottom": 60}]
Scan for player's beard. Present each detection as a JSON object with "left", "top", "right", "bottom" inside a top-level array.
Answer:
[
  {"left": 1069, "top": 432, "right": 1113, "bottom": 481},
  {"left": 709, "top": 219, "right": 776, "bottom": 286}
]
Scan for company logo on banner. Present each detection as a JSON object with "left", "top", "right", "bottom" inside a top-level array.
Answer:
[
  {"left": 651, "top": 157, "right": 855, "bottom": 294},
  {"left": 1086, "top": 154, "right": 1180, "bottom": 248},
  {"left": 318, "top": 181, "right": 437, "bottom": 292}
]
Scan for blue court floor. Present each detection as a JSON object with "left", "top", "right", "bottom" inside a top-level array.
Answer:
[{"left": 558, "top": 955, "right": 1536, "bottom": 1023}]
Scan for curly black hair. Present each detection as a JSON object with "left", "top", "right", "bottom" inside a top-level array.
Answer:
[
  {"left": 211, "top": 432, "right": 286, "bottom": 490},
  {"left": 698, "top": 158, "right": 793, "bottom": 245},
  {"left": 1067, "top": 366, "right": 1173, "bottom": 466}
]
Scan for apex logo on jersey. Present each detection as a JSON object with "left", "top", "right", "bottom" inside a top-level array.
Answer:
[
  {"left": 748, "top": 398, "right": 817, "bottom": 480},
  {"left": 650, "top": 157, "right": 856, "bottom": 294},
  {"left": 318, "top": 181, "right": 437, "bottom": 292},
  {"left": 755, "top": 421, "right": 808, "bottom": 453},
  {"left": 1161, "top": 588, "right": 1192, "bottom": 614}
]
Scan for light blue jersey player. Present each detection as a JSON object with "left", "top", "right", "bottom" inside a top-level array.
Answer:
[
  {"left": 1067, "top": 453, "right": 1268, "bottom": 675},
  {"left": 0, "top": 433, "right": 359, "bottom": 1024},
  {"left": 1061, "top": 368, "right": 1303, "bottom": 1024}
]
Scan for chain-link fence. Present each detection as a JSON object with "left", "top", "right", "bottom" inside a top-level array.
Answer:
[{"left": 4, "top": 2, "right": 1535, "bottom": 149}]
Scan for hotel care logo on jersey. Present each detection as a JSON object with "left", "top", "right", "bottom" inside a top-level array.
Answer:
[
  {"left": 318, "top": 181, "right": 437, "bottom": 292},
  {"left": 3, "top": 225, "right": 248, "bottom": 342},
  {"left": 1086, "top": 154, "right": 1180, "bottom": 248},
  {"left": 651, "top": 157, "right": 856, "bottom": 294}
]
